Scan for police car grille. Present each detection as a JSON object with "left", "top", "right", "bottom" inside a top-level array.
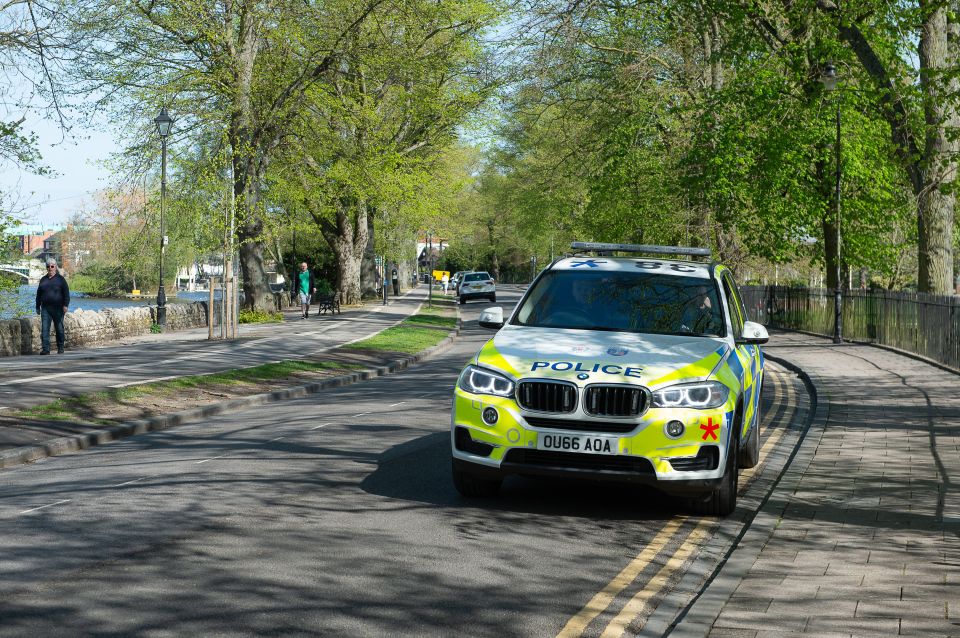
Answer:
[
  {"left": 524, "top": 416, "right": 637, "bottom": 434},
  {"left": 517, "top": 382, "right": 577, "bottom": 413},
  {"left": 584, "top": 386, "right": 647, "bottom": 417},
  {"left": 504, "top": 449, "right": 655, "bottom": 474}
]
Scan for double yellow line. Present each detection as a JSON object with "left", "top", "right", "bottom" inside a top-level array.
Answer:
[
  {"left": 557, "top": 366, "right": 795, "bottom": 638},
  {"left": 557, "top": 518, "right": 712, "bottom": 638}
]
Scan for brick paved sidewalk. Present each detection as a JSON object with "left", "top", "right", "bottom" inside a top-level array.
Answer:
[{"left": 676, "top": 331, "right": 960, "bottom": 637}]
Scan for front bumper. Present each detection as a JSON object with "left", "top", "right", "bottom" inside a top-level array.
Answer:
[{"left": 451, "top": 389, "right": 733, "bottom": 495}]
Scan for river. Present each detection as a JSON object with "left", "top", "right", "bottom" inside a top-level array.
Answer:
[{"left": 1, "top": 284, "right": 221, "bottom": 320}]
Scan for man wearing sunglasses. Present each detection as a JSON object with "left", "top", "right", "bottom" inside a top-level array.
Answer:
[{"left": 35, "top": 258, "right": 70, "bottom": 354}]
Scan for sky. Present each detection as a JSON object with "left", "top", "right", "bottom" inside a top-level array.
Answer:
[{"left": 1, "top": 107, "right": 118, "bottom": 228}]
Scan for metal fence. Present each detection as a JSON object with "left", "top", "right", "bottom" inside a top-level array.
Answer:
[{"left": 740, "top": 286, "right": 960, "bottom": 371}]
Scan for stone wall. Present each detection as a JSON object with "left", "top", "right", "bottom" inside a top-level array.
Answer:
[{"left": 0, "top": 302, "right": 218, "bottom": 357}]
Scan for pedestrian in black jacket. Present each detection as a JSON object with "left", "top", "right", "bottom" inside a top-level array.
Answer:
[{"left": 35, "top": 258, "right": 70, "bottom": 354}]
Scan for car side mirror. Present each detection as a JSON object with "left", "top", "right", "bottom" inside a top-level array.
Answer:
[
  {"left": 479, "top": 307, "right": 504, "bottom": 330},
  {"left": 737, "top": 320, "right": 769, "bottom": 345}
]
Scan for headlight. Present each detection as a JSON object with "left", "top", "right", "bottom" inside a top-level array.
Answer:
[
  {"left": 458, "top": 365, "right": 515, "bottom": 397},
  {"left": 652, "top": 381, "right": 729, "bottom": 409}
]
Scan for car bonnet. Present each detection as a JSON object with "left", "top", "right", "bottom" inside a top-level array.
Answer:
[{"left": 477, "top": 325, "right": 729, "bottom": 390}]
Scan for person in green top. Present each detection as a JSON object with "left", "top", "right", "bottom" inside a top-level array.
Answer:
[{"left": 296, "top": 262, "right": 316, "bottom": 319}]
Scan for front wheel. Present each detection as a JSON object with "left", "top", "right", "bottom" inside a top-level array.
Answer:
[
  {"left": 452, "top": 461, "right": 501, "bottom": 497},
  {"left": 690, "top": 445, "right": 738, "bottom": 516},
  {"left": 459, "top": 296, "right": 466, "bottom": 305},
  {"left": 739, "top": 418, "right": 760, "bottom": 469},
  {"left": 490, "top": 294, "right": 496, "bottom": 302}
]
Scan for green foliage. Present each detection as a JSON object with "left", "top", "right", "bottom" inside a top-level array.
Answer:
[
  {"left": 149, "top": 323, "right": 162, "bottom": 334},
  {"left": 315, "top": 279, "right": 333, "bottom": 296},
  {"left": 451, "top": 0, "right": 933, "bottom": 287},
  {"left": 238, "top": 309, "right": 283, "bottom": 324}
]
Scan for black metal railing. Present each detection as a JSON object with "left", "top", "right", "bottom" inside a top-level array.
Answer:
[{"left": 740, "top": 286, "right": 960, "bottom": 371}]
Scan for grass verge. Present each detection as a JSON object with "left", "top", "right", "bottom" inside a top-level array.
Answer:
[
  {"left": 17, "top": 359, "right": 359, "bottom": 423},
  {"left": 345, "top": 304, "right": 457, "bottom": 353},
  {"left": 13, "top": 300, "right": 458, "bottom": 426}
]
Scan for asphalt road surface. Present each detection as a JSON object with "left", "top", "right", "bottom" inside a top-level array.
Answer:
[{"left": 0, "top": 289, "right": 807, "bottom": 637}]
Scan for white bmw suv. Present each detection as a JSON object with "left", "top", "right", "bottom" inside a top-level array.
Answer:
[{"left": 458, "top": 271, "right": 496, "bottom": 304}]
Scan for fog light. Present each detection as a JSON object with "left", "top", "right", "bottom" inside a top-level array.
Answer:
[
  {"left": 665, "top": 420, "right": 685, "bottom": 438},
  {"left": 482, "top": 407, "right": 499, "bottom": 425}
]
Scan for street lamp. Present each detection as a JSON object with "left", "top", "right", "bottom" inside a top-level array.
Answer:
[
  {"left": 820, "top": 63, "right": 842, "bottom": 344},
  {"left": 153, "top": 107, "right": 173, "bottom": 326},
  {"left": 427, "top": 232, "right": 433, "bottom": 308}
]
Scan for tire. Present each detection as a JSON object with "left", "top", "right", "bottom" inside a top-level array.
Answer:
[
  {"left": 739, "top": 414, "right": 760, "bottom": 469},
  {"left": 459, "top": 296, "right": 466, "bottom": 305},
  {"left": 690, "top": 441, "right": 738, "bottom": 516},
  {"left": 452, "top": 461, "right": 502, "bottom": 497},
  {"left": 738, "top": 393, "right": 760, "bottom": 469},
  {"left": 490, "top": 294, "right": 496, "bottom": 302}
]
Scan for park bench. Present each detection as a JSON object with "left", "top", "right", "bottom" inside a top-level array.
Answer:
[{"left": 316, "top": 292, "right": 341, "bottom": 316}]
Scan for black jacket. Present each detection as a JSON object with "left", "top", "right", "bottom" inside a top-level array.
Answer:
[
  {"left": 36, "top": 273, "right": 70, "bottom": 312},
  {"left": 291, "top": 269, "right": 316, "bottom": 296}
]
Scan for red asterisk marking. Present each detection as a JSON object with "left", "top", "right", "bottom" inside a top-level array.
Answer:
[{"left": 700, "top": 417, "right": 720, "bottom": 441}]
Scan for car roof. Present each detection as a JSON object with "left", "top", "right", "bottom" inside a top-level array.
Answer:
[{"left": 550, "top": 256, "right": 714, "bottom": 279}]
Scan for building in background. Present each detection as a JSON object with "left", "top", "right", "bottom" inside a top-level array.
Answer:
[{"left": 7, "top": 224, "right": 65, "bottom": 257}]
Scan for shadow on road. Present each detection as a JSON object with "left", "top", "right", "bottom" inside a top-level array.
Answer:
[{"left": 361, "top": 431, "right": 675, "bottom": 522}]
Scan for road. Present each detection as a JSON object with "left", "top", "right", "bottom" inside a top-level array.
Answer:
[{"left": 0, "top": 289, "right": 809, "bottom": 637}]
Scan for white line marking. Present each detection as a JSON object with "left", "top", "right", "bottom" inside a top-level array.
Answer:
[
  {"left": 196, "top": 453, "right": 231, "bottom": 464},
  {"left": 19, "top": 499, "right": 72, "bottom": 515},
  {"left": 268, "top": 436, "right": 285, "bottom": 442},
  {"left": 354, "top": 412, "right": 371, "bottom": 417},
  {"left": 113, "top": 477, "right": 147, "bottom": 487},
  {"left": 109, "top": 375, "right": 180, "bottom": 388},
  {"left": 310, "top": 422, "right": 331, "bottom": 430},
  {"left": 1, "top": 372, "right": 84, "bottom": 386},
  {"left": 389, "top": 401, "right": 406, "bottom": 407}
]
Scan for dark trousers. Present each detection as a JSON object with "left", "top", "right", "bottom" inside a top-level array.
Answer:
[{"left": 40, "top": 306, "right": 65, "bottom": 353}]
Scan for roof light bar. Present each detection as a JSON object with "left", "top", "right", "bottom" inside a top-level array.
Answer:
[{"left": 571, "top": 242, "right": 711, "bottom": 258}]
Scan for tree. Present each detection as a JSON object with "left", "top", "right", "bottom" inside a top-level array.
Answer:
[
  {"left": 65, "top": 0, "right": 393, "bottom": 310},
  {"left": 273, "top": 0, "right": 499, "bottom": 304}
]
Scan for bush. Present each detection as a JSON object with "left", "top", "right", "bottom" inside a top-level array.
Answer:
[
  {"left": 239, "top": 309, "right": 283, "bottom": 323},
  {"left": 316, "top": 279, "right": 334, "bottom": 295},
  {"left": 150, "top": 323, "right": 162, "bottom": 334}
]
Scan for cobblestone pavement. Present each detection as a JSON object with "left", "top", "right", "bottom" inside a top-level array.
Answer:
[{"left": 679, "top": 331, "right": 960, "bottom": 637}]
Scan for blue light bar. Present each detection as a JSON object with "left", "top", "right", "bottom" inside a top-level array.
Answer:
[{"left": 571, "top": 242, "right": 711, "bottom": 258}]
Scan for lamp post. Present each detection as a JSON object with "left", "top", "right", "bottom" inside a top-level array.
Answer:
[
  {"left": 820, "top": 63, "right": 842, "bottom": 344},
  {"left": 154, "top": 107, "right": 173, "bottom": 326},
  {"left": 427, "top": 232, "right": 433, "bottom": 308}
]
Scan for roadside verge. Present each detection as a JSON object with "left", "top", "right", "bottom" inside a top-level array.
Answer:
[{"left": 0, "top": 311, "right": 462, "bottom": 471}]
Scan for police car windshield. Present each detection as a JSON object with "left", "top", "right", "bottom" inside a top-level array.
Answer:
[{"left": 513, "top": 270, "right": 725, "bottom": 337}]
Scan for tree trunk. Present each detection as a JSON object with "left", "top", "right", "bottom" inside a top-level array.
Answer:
[
  {"left": 824, "top": 0, "right": 957, "bottom": 293},
  {"left": 230, "top": 4, "right": 274, "bottom": 311},
  {"left": 360, "top": 214, "right": 378, "bottom": 298},
  {"left": 917, "top": 0, "right": 958, "bottom": 294},
  {"left": 321, "top": 198, "right": 370, "bottom": 305}
]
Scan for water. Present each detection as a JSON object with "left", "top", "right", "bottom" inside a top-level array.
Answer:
[{"left": 1, "top": 284, "right": 221, "bottom": 320}]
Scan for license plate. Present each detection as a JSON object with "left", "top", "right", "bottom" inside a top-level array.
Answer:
[{"left": 537, "top": 433, "right": 619, "bottom": 455}]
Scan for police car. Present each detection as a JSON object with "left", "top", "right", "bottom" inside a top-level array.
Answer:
[{"left": 450, "top": 242, "right": 768, "bottom": 515}]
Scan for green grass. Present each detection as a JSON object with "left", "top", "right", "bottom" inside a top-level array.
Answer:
[
  {"left": 346, "top": 306, "right": 457, "bottom": 353},
  {"left": 345, "top": 325, "right": 450, "bottom": 353},
  {"left": 405, "top": 313, "right": 457, "bottom": 328},
  {"left": 17, "top": 359, "right": 360, "bottom": 422},
  {"left": 239, "top": 309, "right": 284, "bottom": 323}
]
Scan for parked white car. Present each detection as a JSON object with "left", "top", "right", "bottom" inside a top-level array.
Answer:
[{"left": 458, "top": 271, "right": 496, "bottom": 304}]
